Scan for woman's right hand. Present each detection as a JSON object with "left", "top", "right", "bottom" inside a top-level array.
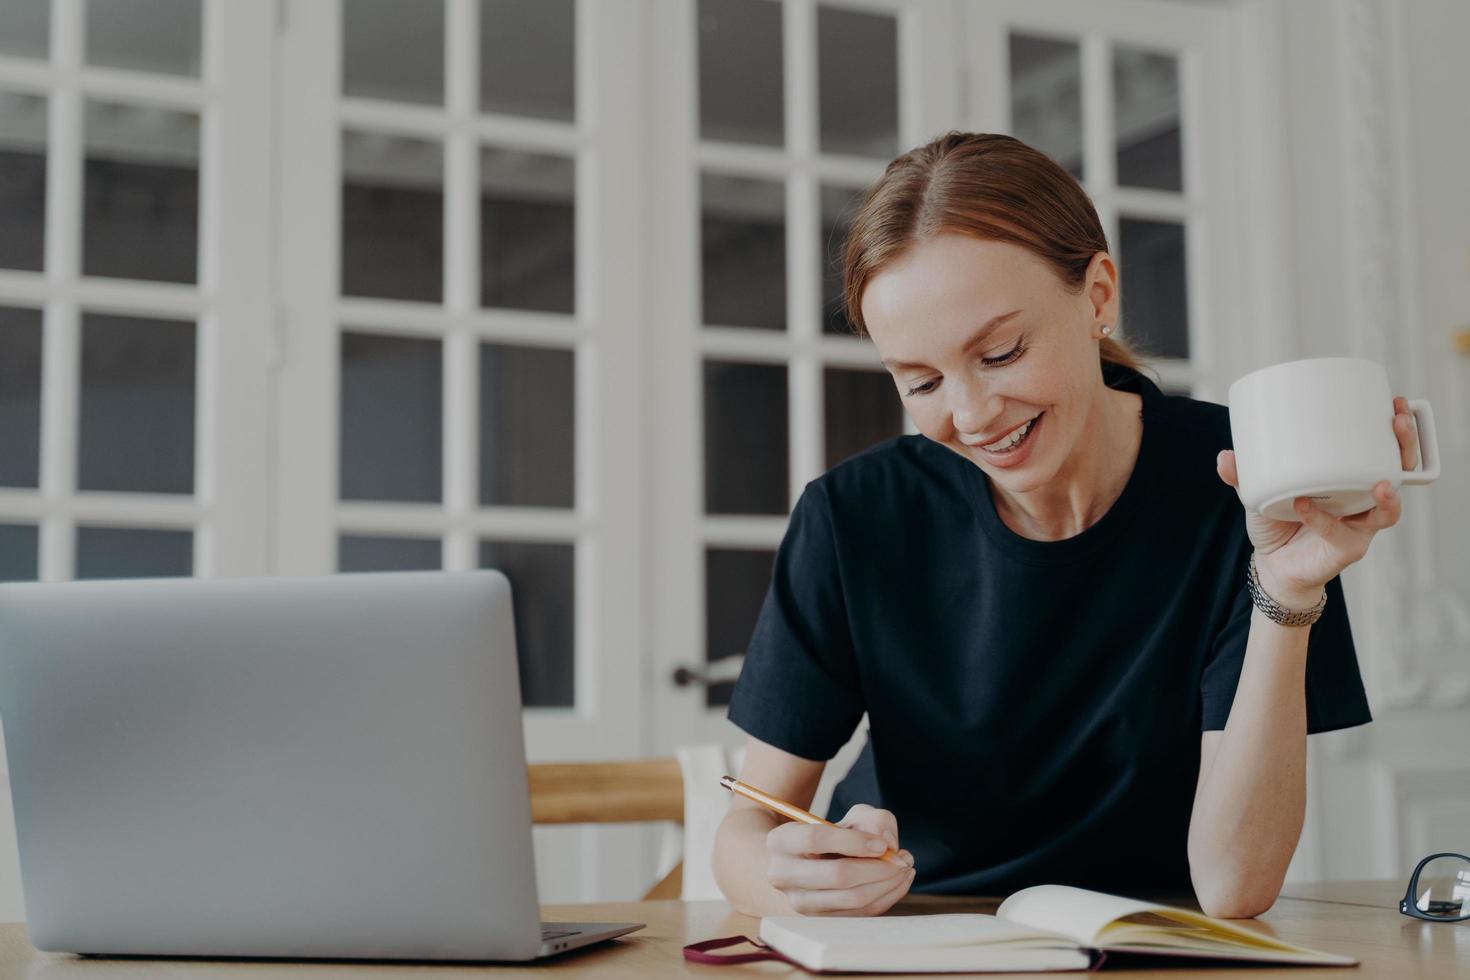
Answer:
[{"left": 765, "top": 804, "right": 916, "bottom": 915}]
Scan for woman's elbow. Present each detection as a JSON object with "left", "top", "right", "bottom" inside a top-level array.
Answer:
[{"left": 1194, "top": 879, "right": 1280, "bottom": 919}]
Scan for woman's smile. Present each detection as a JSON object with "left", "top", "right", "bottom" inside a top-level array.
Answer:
[{"left": 968, "top": 411, "right": 1044, "bottom": 468}]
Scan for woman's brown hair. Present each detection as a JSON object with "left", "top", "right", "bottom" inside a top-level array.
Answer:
[{"left": 841, "top": 131, "right": 1148, "bottom": 377}]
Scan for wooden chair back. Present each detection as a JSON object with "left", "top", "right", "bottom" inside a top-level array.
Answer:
[{"left": 527, "top": 758, "right": 685, "bottom": 900}]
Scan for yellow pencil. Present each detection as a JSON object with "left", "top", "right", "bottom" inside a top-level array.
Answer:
[{"left": 719, "top": 775, "right": 908, "bottom": 868}]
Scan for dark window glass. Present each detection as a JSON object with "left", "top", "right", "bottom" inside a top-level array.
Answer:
[
  {"left": 1114, "top": 46, "right": 1183, "bottom": 192},
  {"left": 0, "top": 91, "right": 47, "bottom": 272},
  {"left": 338, "top": 534, "right": 442, "bottom": 572},
  {"left": 75, "top": 526, "right": 192, "bottom": 579},
  {"left": 1009, "top": 33, "right": 1084, "bottom": 180},
  {"left": 704, "top": 360, "right": 787, "bottom": 515},
  {"left": 339, "top": 332, "right": 443, "bottom": 503},
  {"left": 701, "top": 172, "right": 785, "bottom": 330},
  {"left": 1118, "top": 218, "right": 1189, "bottom": 359},
  {"left": 479, "top": 539, "right": 574, "bottom": 708},
  {"left": 697, "top": 0, "right": 783, "bottom": 146},
  {"left": 824, "top": 367, "right": 903, "bottom": 470},
  {"left": 83, "top": 101, "right": 199, "bottom": 283},
  {"left": 479, "top": 343, "right": 574, "bottom": 508},
  {"left": 704, "top": 547, "right": 774, "bottom": 708},
  {"left": 816, "top": 4, "right": 898, "bottom": 158},
  {"left": 0, "top": 305, "right": 43, "bottom": 488},
  {"left": 86, "top": 0, "right": 201, "bottom": 77},
  {"left": 0, "top": 1, "right": 49, "bottom": 61},
  {"left": 0, "top": 524, "right": 39, "bottom": 582},
  {"left": 480, "top": 147, "right": 575, "bottom": 314},
  {"left": 342, "top": 0, "right": 443, "bottom": 105},
  {"left": 78, "top": 313, "right": 196, "bottom": 494},
  {"left": 341, "top": 131, "right": 444, "bottom": 303},
  {"left": 820, "top": 184, "right": 864, "bottom": 335},
  {"left": 480, "top": 0, "right": 575, "bottom": 121}
]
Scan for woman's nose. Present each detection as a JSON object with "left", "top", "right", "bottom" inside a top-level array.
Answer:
[{"left": 947, "top": 378, "right": 1002, "bottom": 438}]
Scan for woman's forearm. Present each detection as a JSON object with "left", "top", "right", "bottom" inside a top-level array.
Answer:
[
  {"left": 712, "top": 806, "right": 796, "bottom": 918},
  {"left": 1187, "top": 605, "right": 1312, "bottom": 918}
]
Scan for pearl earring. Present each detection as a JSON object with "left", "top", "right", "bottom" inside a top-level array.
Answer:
[{"left": 1099, "top": 324, "right": 1112, "bottom": 337}]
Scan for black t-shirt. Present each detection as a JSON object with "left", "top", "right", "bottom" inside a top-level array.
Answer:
[{"left": 726, "top": 363, "right": 1372, "bottom": 896}]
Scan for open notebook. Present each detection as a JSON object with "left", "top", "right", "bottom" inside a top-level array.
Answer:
[{"left": 752, "top": 885, "right": 1358, "bottom": 973}]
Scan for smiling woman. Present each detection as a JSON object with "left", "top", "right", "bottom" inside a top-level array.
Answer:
[
  {"left": 861, "top": 231, "right": 1142, "bottom": 539},
  {"left": 842, "top": 135, "right": 1155, "bottom": 541},
  {"left": 711, "top": 132, "right": 1414, "bottom": 922}
]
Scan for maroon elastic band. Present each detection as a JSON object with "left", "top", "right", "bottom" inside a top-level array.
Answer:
[{"left": 682, "top": 934, "right": 794, "bottom": 966}]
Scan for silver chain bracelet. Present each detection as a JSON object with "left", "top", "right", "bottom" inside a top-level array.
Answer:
[{"left": 1247, "top": 553, "right": 1327, "bottom": 627}]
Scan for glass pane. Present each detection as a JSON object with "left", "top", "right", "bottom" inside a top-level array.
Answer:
[
  {"left": 704, "top": 360, "right": 787, "bottom": 515},
  {"left": 824, "top": 367, "right": 903, "bottom": 470},
  {"left": 0, "top": 305, "right": 43, "bottom": 488},
  {"left": 1114, "top": 46, "right": 1183, "bottom": 192},
  {"left": 479, "top": 539, "right": 574, "bottom": 708},
  {"left": 86, "top": 0, "right": 201, "bottom": 77},
  {"left": 704, "top": 548, "right": 773, "bottom": 708},
  {"left": 75, "top": 526, "right": 192, "bottom": 579},
  {"left": 342, "top": 0, "right": 443, "bottom": 105},
  {"left": 83, "top": 100, "right": 199, "bottom": 283},
  {"left": 339, "top": 332, "right": 442, "bottom": 503},
  {"left": 701, "top": 172, "right": 785, "bottom": 330},
  {"left": 480, "top": 343, "right": 574, "bottom": 508},
  {"left": 1009, "top": 33, "right": 1083, "bottom": 181},
  {"left": 0, "top": 1, "right": 49, "bottom": 60},
  {"left": 341, "top": 130, "right": 444, "bottom": 303},
  {"left": 698, "top": 0, "right": 783, "bottom": 146},
  {"left": 480, "top": 146, "right": 575, "bottom": 313},
  {"left": 0, "top": 92, "right": 48, "bottom": 272},
  {"left": 820, "top": 184, "right": 863, "bottom": 336},
  {"left": 78, "top": 313, "right": 195, "bottom": 494},
  {"left": 480, "top": 0, "right": 574, "bottom": 121},
  {"left": 338, "top": 534, "right": 442, "bottom": 572},
  {"left": 0, "top": 524, "right": 39, "bottom": 582},
  {"left": 816, "top": 5, "right": 898, "bottom": 159},
  {"left": 1118, "top": 218, "right": 1189, "bottom": 359}
]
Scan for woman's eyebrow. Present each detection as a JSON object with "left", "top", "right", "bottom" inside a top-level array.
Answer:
[{"left": 880, "top": 309, "right": 1022, "bottom": 371}]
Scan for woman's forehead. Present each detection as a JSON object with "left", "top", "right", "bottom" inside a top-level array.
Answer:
[{"left": 862, "top": 235, "right": 1053, "bottom": 341}]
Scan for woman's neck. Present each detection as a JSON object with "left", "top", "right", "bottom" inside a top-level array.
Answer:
[{"left": 991, "top": 384, "right": 1144, "bottom": 542}]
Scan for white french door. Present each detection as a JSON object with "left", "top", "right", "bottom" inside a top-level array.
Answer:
[
  {"left": 0, "top": 0, "right": 275, "bottom": 921},
  {"left": 646, "top": 0, "right": 961, "bottom": 779},
  {"left": 646, "top": 0, "right": 1259, "bottom": 776},
  {"left": 273, "top": 0, "right": 645, "bottom": 762},
  {"left": 963, "top": 0, "right": 1252, "bottom": 399},
  {"left": 0, "top": 0, "right": 274, "bottom": 583},
  {"left": 270, "top": 0, "right": 653, "bottom": 899}
]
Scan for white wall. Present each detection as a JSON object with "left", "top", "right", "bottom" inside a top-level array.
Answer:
[{"left": 1276, "top": 0, "right": 1470, "bottom": 882}]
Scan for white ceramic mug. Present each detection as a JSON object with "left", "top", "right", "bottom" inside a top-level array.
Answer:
[{"left": 1227, "top": 357, "right": 1440, "bottom": 522}]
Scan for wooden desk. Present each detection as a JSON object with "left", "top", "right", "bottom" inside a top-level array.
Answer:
[{"left": 0, "top": 880, "right": 1461, "bottom": 978}]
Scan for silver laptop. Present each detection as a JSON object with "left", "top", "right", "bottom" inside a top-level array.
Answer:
[{"left": 0, "top": 571, "right": 642, "bottom": 961}]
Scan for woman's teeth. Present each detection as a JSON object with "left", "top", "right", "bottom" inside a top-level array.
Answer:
[{"left": 983, "top": 415, "right": 1038, "bottom": 452}]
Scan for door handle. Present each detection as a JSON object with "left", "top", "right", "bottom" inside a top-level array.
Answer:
[{"left": 671, "top": 656, "right": 744, "bottom": 689}]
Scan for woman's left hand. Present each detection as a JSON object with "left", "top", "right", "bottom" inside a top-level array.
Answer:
[{"left": 1215, "top": 396, "right": 1419, "bottom": 607}]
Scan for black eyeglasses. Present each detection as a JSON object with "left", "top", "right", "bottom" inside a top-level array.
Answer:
[{"left": 1399, "top": 852, "right": 1470, "bottom": 922}]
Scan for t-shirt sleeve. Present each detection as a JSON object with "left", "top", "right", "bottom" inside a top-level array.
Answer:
[
  {"left": 1200, "top": 559, "right": 1373, "bottom": 734},
  {"left": 726, "top": 482, "right": 866, "bottom": 761}
]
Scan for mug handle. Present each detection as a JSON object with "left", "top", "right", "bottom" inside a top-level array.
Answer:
[{"left": 1402, "top": 399, "right": 1440, "bottom": 484}]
